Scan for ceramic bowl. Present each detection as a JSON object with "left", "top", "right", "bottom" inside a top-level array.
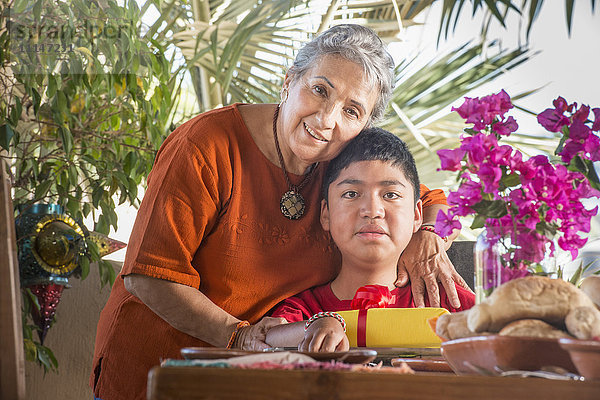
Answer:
[
  {"left": 441, "top": 335, "right": 577, "bottom": 375},
  {"left": 558, "top": 338, "right": 600, "bottom": 380}
]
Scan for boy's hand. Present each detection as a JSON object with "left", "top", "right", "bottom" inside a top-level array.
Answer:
[
  {"left": 299, "top": 317, "right": 349, "bottom": 352},
  {"left": 234, "top": 317, "right": 287, "bottom": 351}
]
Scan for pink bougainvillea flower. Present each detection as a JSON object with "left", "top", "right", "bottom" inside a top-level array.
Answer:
[
  {"left": 592, "top": 108, "right": 600, "bottom": 131},
  {"left": 435, "top": 209, "right": 462, "bottom": 237},
  {"left": 452, "top": 90, "right": 514, "bottom": 131},
  {"left": 560, "top": 139, "right": 583, "bottom": 164},
  {"left": 492, "top": 116, "right": 518, "bottom": 136},
  {"left": 500, "top": 265, "right": 530, "bottom": 284},
  {"left": 553, "top": 96, "right": 570, "bottom": 113},
  {"left": 514, "top": 231, "right": 547, "bottom": 263},
  {"left": 460, "top": 132, "right": 498, "bottom": 169},
  {"left": 569, "top": 119, "right": 592, "bottom": 141},
  {"left": 437, "top": 148, "right": 466, "bottom": 171},
  {"left": 537, "top": 107, "right": 570, "bottom": 132},
  {"left": 559, "top": 232, "right": 588, "bottom": 260},
  {"left": 440, "top": 91, "right": 598, "bottom": 272},
  {"left": 584, "top": 134, "right": 600, "bottom": 161},
  {"left": 489, "top": 144, "right": 514, "bottom": 166},
  {"left": 447, "top": 179, "right": 483, "bottom": 216},
  {"left": 482, "top": 89, "right": 513, "bottom": 120},
  {"left": 478, "top": 162, "right": 502, "bottom": 193},
  {"left": 452, "top": 97, "right": 486, "bottom": 130},
  {"left": 573, "top": 104, "right": 590, "bottom": 122}
]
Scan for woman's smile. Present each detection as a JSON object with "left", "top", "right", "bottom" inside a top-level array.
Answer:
[{"left": 303, "top": 122, "right": 329, "bottom": 142}]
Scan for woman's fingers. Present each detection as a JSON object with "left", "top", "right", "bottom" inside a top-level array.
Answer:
[
  {"left": 422, "top": 271, "right": 441, "bottom": 308},
  {"left": 235, "top": 317, "right": 287, "bottom": 351},
  {"left": 394, "top": 263, "right": 410, "bottom": 288}
]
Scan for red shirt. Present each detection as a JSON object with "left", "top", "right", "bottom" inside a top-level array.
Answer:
[{"left": 271, "top": 283, "right": 475, "bottom": 322}]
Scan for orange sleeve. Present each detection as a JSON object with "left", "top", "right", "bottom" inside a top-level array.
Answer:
[
  {"left": 419, "top": 184, "right": 448, "bottom": 208},
  {"left": 119, "top": 123, "right": 229, "bottom": 289}
]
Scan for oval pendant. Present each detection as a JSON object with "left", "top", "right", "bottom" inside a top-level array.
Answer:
[{"left": 280, "top": 190, "right": 306, "bottom": 220}]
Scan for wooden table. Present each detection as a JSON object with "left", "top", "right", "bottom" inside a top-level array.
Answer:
[{"left": 147, "top": 366, "right": 600, "bottom": 400}]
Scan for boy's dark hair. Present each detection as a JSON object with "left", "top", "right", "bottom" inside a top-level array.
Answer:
[{"left": 322, "top": 127, "right": 420, "bottom": 204}]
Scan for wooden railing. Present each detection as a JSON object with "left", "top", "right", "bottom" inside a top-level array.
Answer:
[{"left": 0, "top": 153, "right": 26, "bottom": 400}]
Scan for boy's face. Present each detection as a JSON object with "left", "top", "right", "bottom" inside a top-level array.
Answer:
[{"left": 320, "top": 160, "right": 423, "bottom": 267}]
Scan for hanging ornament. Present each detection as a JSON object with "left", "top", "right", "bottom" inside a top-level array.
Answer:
[
  {"left": 15, "top": 203, "right": 127, "bottom": 343},
  {"left": 88, "top": 231, "right": 127, "bottom": 257},
  {"left": 28, "top": 283, "right": 65, "bottom": 344}
]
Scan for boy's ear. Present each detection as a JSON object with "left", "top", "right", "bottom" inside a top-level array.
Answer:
[
  {"left": 413, "top": 199, "right": 423, "bottom": 234},
  {"left": 320, "top": 199, "right": 331, "bottom": 232}
]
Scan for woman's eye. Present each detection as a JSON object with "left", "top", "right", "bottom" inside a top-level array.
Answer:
[
  {"left": 314, "top": 85, "right": 326, "bottom": 96},
  {"left": 345, "top": 108, "right": 359, "bottom": 118},
  {"left": 342, "top": 191, "right": 358, "bottom": 199}
]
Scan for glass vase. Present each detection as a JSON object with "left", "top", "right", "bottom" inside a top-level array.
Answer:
[{"left": 474, "top": 230, "right": 563, "bottom": 303}]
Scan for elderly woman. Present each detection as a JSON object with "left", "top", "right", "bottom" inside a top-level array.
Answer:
[{"left": 91, "top": 24, "right": 466, "bottom": 400}]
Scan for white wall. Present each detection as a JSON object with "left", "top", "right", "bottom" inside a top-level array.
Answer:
[{"left": 25, "top": 261, "right": 119, "bottom": 400}]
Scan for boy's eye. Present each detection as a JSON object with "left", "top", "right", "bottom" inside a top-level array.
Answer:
[
  {"left": 341, "top": 190, "right": 358, "bottom": 199},
  {"left": 383, "top": 192, "right": 400, "bottom": 200}
]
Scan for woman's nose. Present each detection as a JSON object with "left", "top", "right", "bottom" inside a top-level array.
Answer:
[{"left": 316, "top": 103, "right": 337, "bottom": 129}]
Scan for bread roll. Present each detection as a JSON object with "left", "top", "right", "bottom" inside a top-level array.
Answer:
[
  {"left": 580, "top": 275, "right": 600, "bottom": 309},
  {"left": 435, "top": 310, "right": 485, "bottom": 340},
  {"left": 468, "top": 276, "right": 596, "bottom": 333},
  {"left": 565, "top": 306, "right": 600, "bottom": 339},
  {"left": 498, "top": 319, "right": 572, "bottom": 339}
]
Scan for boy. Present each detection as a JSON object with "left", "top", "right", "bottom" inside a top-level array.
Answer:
[{"left": 266, "top": 128, "right": 474, "bottom": 352}]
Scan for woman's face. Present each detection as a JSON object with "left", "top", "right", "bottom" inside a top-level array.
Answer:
[{"left": 278, "top": 55, "right": 379, "bottom": 173}]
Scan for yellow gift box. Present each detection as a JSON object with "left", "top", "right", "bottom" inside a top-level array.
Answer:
[{"left": 337, "top": 308, "right": 449, "bottom": 348}]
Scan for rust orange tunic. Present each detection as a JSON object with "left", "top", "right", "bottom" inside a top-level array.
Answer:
[{"left": 91, "top": 104, "right": 448, "bottom": 400}]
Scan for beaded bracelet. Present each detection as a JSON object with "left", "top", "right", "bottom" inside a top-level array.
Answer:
[
  {"left": 420, "top": 224, "right": 448, "bottom": 242},
  {"left": 305, "top": 311, "right": 346, "bottom": 332},
  {"left": 226, "top": 320, "right": 250, "bottom": 349}
]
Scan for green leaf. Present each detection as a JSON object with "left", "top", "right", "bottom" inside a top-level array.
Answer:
[
  {"left": 92, "top": 186, "right": 104, "bottom": 208},
  {"left": 31, "top": 88, "right": 42, "bottom": 115},
  {"left": 56, "top": 90, "right": 68, "bottom": 114},
  {"left": 58, "top": 126, "right": 73, "bottom": 154},
  {"left": 24, "top": 339, "right": 37, "bottom": 362},
  {"left": 470, "top": 214, "right": 487, "bottom": 229},
  {"left": 86, "top": 237, "right": 100, "bottom": 260},
  {"left": 501, "top": 172, "right": 520, "bottom": 188},
  {"left": 33, "top": 0, "right": 43, "bottom": 22},
  {"left": 34, "top": 180, "right": 53, "bottom": 201},
  {"left": 526, "top": 0, "right": 544, "bottom": 38},
  {"left": 79, "top": 255, "right": 90, "bottom": 280},
  {"left": 82, "top": 202, "right": 92, "bottom": 217},
  {"left": 471, "top": 199, "right": 508, "bottom": 218},
  {"left": 100, "top": 259, "right": 117, "bottom": 287},
  {"left": 10, "top": 97, "right": 22, "bottom": 126},
  {"left": 0, "top": 124, "right": 15, "bottom": 151},
  {"left": 37, "top": 345, "right": 58, "bottom": 372},
  {"left": 47, "top": 75, "right": 57, "bottom": 98},
  {"left": 566, "top": 0, "right": 575, "bottom": 36}
]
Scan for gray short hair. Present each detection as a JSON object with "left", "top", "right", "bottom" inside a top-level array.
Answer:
[{"left": 289, "top": 24, "right": 395, "bottom": 126}]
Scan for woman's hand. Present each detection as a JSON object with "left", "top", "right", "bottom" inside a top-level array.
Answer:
[
  {"left": 234, "top": 317, "right": 288, "bottom": 351},
  {"left": 299, "top": 317, "right": 349, "bottom": 352},
  {"left": 396, "top": 229, "right": 470, "bottom": 308}
]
